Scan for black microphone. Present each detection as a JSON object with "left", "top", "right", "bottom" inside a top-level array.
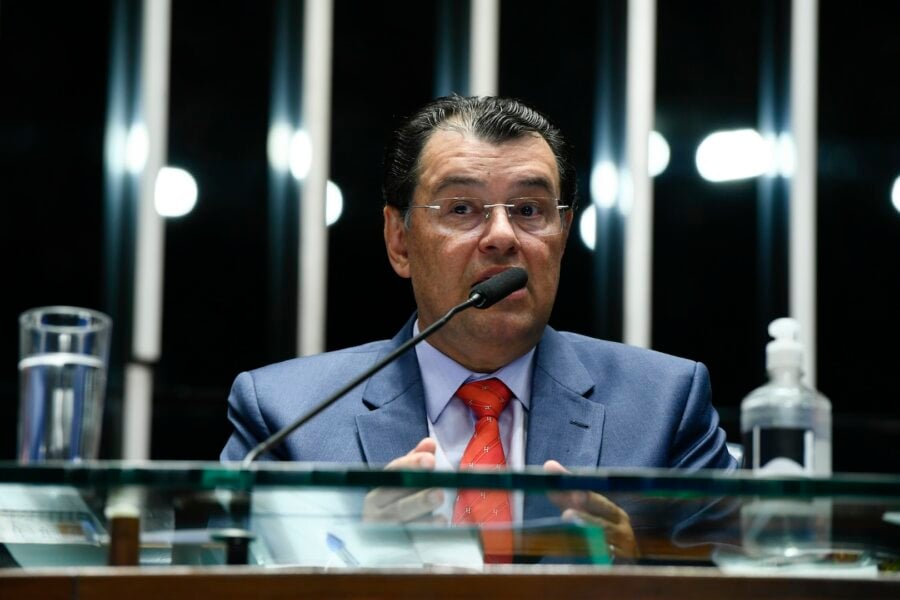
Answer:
[
  {"left": 242, "top": 267, "right": 528, "bottom": 465},
  {"left": 468, "top": 266, "right": 529, "bottom": 309}
]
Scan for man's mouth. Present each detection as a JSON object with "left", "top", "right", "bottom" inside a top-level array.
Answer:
[{"left": 472, "top": 268, "right": 518, "bottom": 287}]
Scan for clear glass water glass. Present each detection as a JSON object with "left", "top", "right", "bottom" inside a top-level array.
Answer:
[{"left": 18, "top": 306, "right": 112, "bottom": 463}]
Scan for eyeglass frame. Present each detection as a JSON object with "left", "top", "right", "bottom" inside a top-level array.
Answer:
[{"left": 403, "top": 196, "right": 572, "bottom": 237}]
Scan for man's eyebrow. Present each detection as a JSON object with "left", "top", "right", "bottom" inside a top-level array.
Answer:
[
  {"left": 433, "top": 175, "right": 484, "bottom": 195},
  {"left": 515, "top": 176, "right": 555, "bottom": 193},
  {"left": 432, "top": 174, "right": 557, "bottom": 196}
]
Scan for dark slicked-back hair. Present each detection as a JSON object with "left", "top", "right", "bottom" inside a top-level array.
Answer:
[{"left": 382, "top": 95, "right": 577, "bottom": 212}]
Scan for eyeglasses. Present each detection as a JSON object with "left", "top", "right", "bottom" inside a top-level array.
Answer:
[{"left": 406, "top": 196, "right": 570, "bottom": 237}]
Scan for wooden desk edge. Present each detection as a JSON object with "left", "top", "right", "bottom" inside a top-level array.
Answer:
[{"left": 2, "top": 565, "right": 899, "bottom": 599}]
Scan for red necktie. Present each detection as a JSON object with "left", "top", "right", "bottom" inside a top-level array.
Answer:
[{"left": 452, "top": 378, "right": 513, "bottom": 562}]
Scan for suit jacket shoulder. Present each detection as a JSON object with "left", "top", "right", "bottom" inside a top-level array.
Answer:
[
  {"left": 530, "top": 328, "right": 735, "bottom": 470},
  {"left": 221, "top": 319, "right": 431, "bottom": 464}
]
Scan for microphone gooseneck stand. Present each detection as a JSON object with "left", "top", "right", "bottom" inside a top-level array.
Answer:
[{"left": 241, "top": 267, "right": 528, "bottom": 465}]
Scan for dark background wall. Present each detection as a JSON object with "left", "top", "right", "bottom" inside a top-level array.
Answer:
[{"left": 1, "top": 0, "right": 897, "bottom": 472}]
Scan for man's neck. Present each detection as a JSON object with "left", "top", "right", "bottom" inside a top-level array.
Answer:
[{"left": 414, "top": 319, "right": 539, "bottom": 373}]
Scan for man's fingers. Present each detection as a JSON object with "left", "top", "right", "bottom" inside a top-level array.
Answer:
[
  {"left": 561, "top": 508, "right": 640, "bottom": 559},
  {"left": 384, "top": 438, "right": 438, "bottom": 471},
  {"left": 549, "top": 490, "right": 623, "bottom": 523},
  {"left": 542, "top": 460, "right": 626, "bottom": 523},
  {"left": 363, "top": 439, "right": 441, "bottom": 521},
  {"left": 364, "top": 487, "right": 444, "bottom": 522},
  {"left": 543, "top": 459, "right": 585, "bottom": 510},
  {"left": 391, "top": 487, "right": 444, "bottom": 522},
  {"left": 543, "top": 459, "right": 567, "bottom": 474},
  {"left": 545, "top": 459, "right": 639, "bottom": 558},
  {"left": 580, "top": 491, "right": 627, "bottom": 523},
  {"left": 384, "top": 451, "right": 436, "bottom": 471},
  {"left": 366, "top": 486, "right": 415, "bottom": 510}
]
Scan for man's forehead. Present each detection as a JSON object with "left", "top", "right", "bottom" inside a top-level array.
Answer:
[{"left": 416, "top": 130, "right": 559, "bottom": 191}]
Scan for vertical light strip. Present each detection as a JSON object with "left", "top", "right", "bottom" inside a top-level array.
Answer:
[
  {"left": 123, "top": 0, "right": 171, "bottom": 459},
  {"left": 298, "top": 0, "right": 333, "bottom": 356},
  {"left": 623, "top": 0, "right": 656, "bottom": 349},
  {"left": 790, "top": 0, "right": 818, "bottom": 385},
  {"left": 468, "top": 0, "right": 499, "bottom": 96},
  {"left": 123, "top": 363, "right": 153, "bottom": 459}
]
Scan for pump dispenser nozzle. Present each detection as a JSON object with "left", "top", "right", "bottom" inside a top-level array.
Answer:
[{"left": 766, "top": 317, "right": 803, "bottom": 372}]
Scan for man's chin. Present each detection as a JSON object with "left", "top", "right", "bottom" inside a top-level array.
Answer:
[{"left": 467, "top": 311, "right": 544, "bottom": 345}]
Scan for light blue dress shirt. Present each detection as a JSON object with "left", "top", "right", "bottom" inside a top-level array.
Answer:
[{"left": 413, "top": 320, "right": 535, "bottom": 521}]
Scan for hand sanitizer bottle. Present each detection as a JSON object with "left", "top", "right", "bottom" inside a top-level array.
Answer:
[
  {"left": 740, "top": 318, "right": 832, "bottom": 475},
  {"left": 738, "top": 318, "right": 833, "bottom": 562}
]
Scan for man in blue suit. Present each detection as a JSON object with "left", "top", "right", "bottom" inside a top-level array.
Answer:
[{"left": 222, "top": 96, "right": 735, "bottom": 558}]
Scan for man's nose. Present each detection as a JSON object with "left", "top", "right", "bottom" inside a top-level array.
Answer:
[{"left": 479, "top": 206, "right": 520, "bottom": 251}]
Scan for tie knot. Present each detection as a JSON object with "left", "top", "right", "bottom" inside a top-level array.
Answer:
[{"left": 456, "top": 378, "right": 512, "bottom": 420}]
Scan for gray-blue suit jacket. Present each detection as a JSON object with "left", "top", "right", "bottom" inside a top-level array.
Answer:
[{"left": 221, "top": 317, "right": 735, "bottom": 474}]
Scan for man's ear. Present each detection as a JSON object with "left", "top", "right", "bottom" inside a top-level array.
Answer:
[{"left": 383, "top": 205, "right": 411, "bottom": 279}]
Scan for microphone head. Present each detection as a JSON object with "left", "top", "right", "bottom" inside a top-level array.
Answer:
[{"left": 468, "top": 267, "right": 528, "bottom": 309}]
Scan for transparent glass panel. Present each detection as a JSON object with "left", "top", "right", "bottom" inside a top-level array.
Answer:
[{"left": 1, "top": 463, "right": 897, "bottom": 571}]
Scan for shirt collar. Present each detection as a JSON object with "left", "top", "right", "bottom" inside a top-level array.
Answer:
[{"left": 413, "top": 320, "right": 535, "bottom": 424}]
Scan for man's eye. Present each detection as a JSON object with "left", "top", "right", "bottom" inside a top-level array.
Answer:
[
  {"left": 517, "top": 203, "right": 540, "bottom": 218},
  {"left": 447, "top": 201, "right": 476, "bottom": 215}
]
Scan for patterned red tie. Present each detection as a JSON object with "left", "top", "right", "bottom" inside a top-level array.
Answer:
[{"left": 452, "top": 378, "right": 513, "bottom": 562}]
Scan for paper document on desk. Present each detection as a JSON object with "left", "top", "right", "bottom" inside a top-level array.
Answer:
[
  {"left": 249, "top": 490, "right": 607, "bottom": 568},
  {"left": 0, "top": 484, "right": 105, "bottom": 545},
  {"left": 249, "top": 488, "right": 363, "bottom": 566},
  {"left": 249, "top": 489, "right": 483, "bottom": 568},
  {"left": 322, "top": 517, "right": 608, "bottom": 568},
  {"left": 0, "top": 483, "right": 108, "bottom": 567},
  {"left": 325, "top": 523, "right": 484, "bottom": 569}
]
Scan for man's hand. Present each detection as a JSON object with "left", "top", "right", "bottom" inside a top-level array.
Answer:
[
  {"left": 362, "top": 438, "right": 446, "bottom": 523},
  {"left": 543, "top": 459, "right": 640, "bottom": 559}
]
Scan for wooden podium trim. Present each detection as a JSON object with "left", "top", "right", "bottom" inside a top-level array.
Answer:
[{"left": 2, "top": 565, "right": 899, "bottom": 600}]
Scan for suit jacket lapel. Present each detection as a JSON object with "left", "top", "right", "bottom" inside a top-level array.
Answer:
[
  {"left": 526, "top": 327, "right": 605, "bottom": 468},
  {"left": 356, "top": 317, "right": 429, "bottom": 466},
  {"left": 525, "top": 328, "right": 605, "bottom": 521}
]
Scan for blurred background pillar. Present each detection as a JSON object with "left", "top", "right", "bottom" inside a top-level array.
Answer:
[
  {"left": 789, "top": 0, "right": 819, "bottom": 386},
  {"left": 298, "top": 0, "right": 333, "bottom": 357},
  {"left": 623, "top": 0, "right": 656, "bottom": 349},
  {"left": 122, "top": 0, "right": 171, "bottom": 459},
  {"left": 469, "top": 0, "right": 500, "bottom": 97}
]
